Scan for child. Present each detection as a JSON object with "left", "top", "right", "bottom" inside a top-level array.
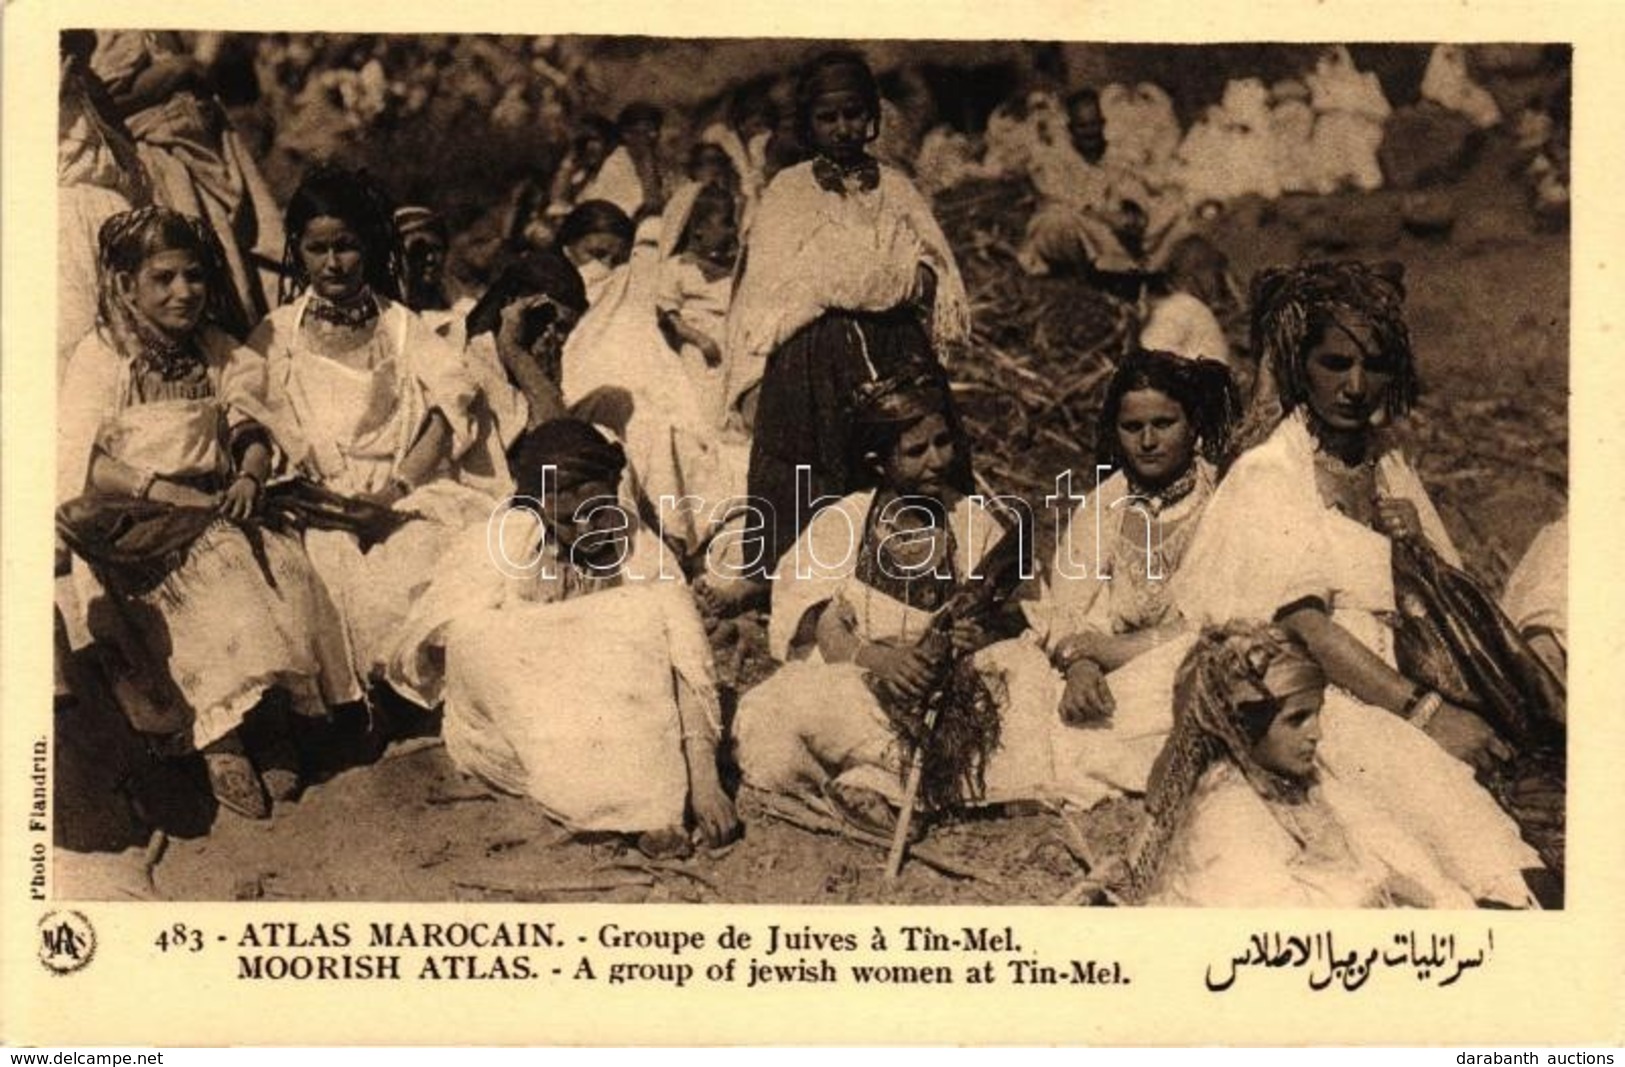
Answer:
[
  {"left": 710, "top": 49, "right": 971, "bottom": 612},
  {"left": 655, "top": 182, "right": 740, "bottom": 422},
  {"left": 1122, "top": 623, "right": 1479, "bottom": 908}
]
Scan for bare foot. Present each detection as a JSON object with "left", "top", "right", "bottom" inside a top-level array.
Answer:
[{"left": 690, "top": 784, "right": 741, "bottom": 849}]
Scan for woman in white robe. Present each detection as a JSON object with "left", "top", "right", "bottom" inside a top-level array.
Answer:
[
  {"left": 251, "top": 165, "right": 510, "bottom": 696},
  {"left": 90, "top": 31, "right": 284, "bottom": 321},
  {"left": 1028, "top": 350, "right": 1240, "bottom": 800},
  {"left": 58, "top": 207, "right": 358, "bottom": 819},
  {"left": 559, "top": 199, "right": 744, "bottom": 563},
  {"left": 736, "top": 374, "right": 1112, "bottom": 830},
  {"left": 391, "top": 419, "right": 738, "bottom": 856},
  {"left": 1170, "top": 261, "right": 1540, "bottom": 906}
]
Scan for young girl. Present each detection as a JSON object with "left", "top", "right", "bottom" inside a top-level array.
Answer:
[
  {"left": 1124, "top": 623, "right": 1478, "bottom": 908},
  {"left": 655, "top": 181, "right": 740, "bottom": 423},
  {"left": 716, "top": 49, "right": 971, "bottom": 609},
  {"left": 57, "top": 207, "right": 358, "bottom": 819},
  {"left": 250, "top": 165, "right": 510, "bottom": 696},
  {"left": 1029, "top": 349, "right": 1237, "bottom": 798}
]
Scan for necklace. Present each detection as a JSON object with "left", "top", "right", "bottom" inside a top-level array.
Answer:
[
  {"left": 812, "top": 154, "right": 880, "bottom": 194},
  {"left": 1126, "top": 463, "right": 1201, "bottom": 517},
  {"left": 307, "top": 289, "right": 380, "bottom": 329},
  {"left": 1311, "top": 445, "right": 1379, "bottom": 524},
  {"left": 129, "top": 315, "right": 201, "bottom": 381}
]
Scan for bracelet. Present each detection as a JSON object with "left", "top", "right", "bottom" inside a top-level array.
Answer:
[
  {"left": 234, "top": 471, "right": 262, "bottom": 494},
  {"left": 389, "top": 475, "right": 415, "bottom": 498},
  {"left": 1408, "top": 691, "right": 1444, "bottom": 732},
  {"left": 1399, "top": 685, "right": 1428, "bottom": 719},
  {"left": 1049, "top": 637, "right": 1094, "bottom": 674}
]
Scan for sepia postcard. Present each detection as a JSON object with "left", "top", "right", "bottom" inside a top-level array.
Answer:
[{"left": 2, "top": 0, "right": 1622, "bottom": 1048}]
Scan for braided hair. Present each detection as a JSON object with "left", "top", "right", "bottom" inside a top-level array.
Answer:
[
  {"left": 96, "top": 206, "right": 249, "bottom": 343},
  {"left": 278, "top": 163, "right": 403, "bottom": 305},
  {"left": 1094, "top": 349, "right": 1240, "bottom": 474},
  {"left": 1122, "top": 621, "right": 1326, "bottom": 903},
  {"left": 1231, "top": 261, "right": 1420, "bottom": 458}
]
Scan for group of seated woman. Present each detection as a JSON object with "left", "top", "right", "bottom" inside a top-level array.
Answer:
[{"left": 56, "top": 52, "right": 1562, "bottom": 906}]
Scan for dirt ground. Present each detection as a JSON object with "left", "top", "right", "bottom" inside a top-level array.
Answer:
[{"left": 53, "top": 127, "right": 1567, "bottom": 908}]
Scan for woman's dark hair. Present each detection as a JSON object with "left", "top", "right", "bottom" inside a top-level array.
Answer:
[
  {"left": 794, "top": 49, "right": 881, "bottom": 147},
  {"left": 727, "top": 79, "right": 779, "bottom": 132},
  {"left": 686, "top": 141, "right": 741, "bottom": 186},
  {"left": 463, "top": 250, "right": 587, "bottom": 341},
  {"left": 573, "top": 113, "right": 617, "bottom": 154},
  {"left": 674, "top": 182, "right": 738, "bottom": 254},
  {"left": 1250, "top": 260, "right": 1419, "bottom": 421},
  {"left": 554, "top": 199, "right": 634, "bottom": 254},
  {"left": 279, "top": 163, "right": 402, "bottom": 304},
  {"left": 1064, "top": 86, "right": 1102, "bottom": 113},
  {"left": 1234, "top": 698, "right": 1283, "bottom": 747},
  {"left": 96, "top": 206, "right": 249, "bottom": 340},
  {"left": 1095, "top": 349, "right": 1241, "bottom": 473},
  {"left": 847, "top": 370, "right": 973, "bottom": 494}
]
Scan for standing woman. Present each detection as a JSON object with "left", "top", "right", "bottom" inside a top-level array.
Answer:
[
  {"left": 714, "top": 49, "right": 972, "bottom": 609},
  {"left": 57, "top": 208, "right": 359, "bottom": 819},
  {"left": 58, "top": 30, "right": 152, "bottom": 378},
  {"left": 250, "top": 165, "right": 510, "bottom": 693},
  {"left": 89, "top": 31, "right": 284, "bottom": 320},
  {"left": 1171, "top": 261, "right": 1541, "bottom": 905}
]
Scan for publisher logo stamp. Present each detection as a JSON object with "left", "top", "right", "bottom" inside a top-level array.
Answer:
[{"left": 38, "top": 910, "right": 96, "bottom": 975}]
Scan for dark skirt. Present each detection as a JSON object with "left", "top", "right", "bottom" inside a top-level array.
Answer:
[{"left": 742, "top": 307, "right": 968, "bottom": 577}]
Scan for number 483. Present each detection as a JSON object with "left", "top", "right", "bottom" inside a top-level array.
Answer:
[{"left": 155, "top": 924, "right": 205, "bottom": 953}]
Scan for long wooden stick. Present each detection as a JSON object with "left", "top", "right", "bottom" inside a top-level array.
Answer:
[
  {"left": 885, "top": 708, "right": 939, "bottom": 882},
  {"left": 747, "top": 789, "right": 993, "bottom": 883}
]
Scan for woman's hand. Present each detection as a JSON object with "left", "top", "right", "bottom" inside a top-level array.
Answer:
[
  {"left": 219, "top": 475, "right": 259, "bottom": 520},
  {"left": 148, "top": 480, "right": 219, "bottom": 510},
  {"left": 949, "top": 615, "right": 994, "bottom": 656},
  {"left": 1059, "top": 659, "right": 1115, "bottom": 727},
  {"left": 857, "top": 642, "right": 937, "bottom": 701},
  {"left": 496, "top": 300, "right": 563, "bottom": 382},
  {"left": 1424, "top": 702, "right": 1514, "bottom": 772},
  {"left": 359, "top": 481, "right": 408, "bottom": 510},
  {"left": 1375, "top": 497, "right": 1424, "bottom": 542}
]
